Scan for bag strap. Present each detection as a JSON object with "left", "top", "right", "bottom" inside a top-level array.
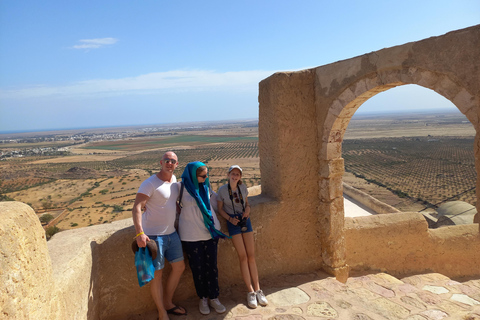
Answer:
[{"left": 177, "top": 182, "right": 185, "bottom": 210}]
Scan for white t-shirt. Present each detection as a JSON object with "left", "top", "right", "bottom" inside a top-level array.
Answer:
[
  {"left": 137, "top": 174, "right": 179, "bottom": 236},
  {"left": 178, "top": 186, "right": 221, "bottom": 242}
]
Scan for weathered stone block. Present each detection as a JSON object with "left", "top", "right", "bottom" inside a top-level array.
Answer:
[
  {"left": 319, "top": 176, "right": 344, "bottom": 201},
  {"left": 0, "top": 202, "right": 59, "bottom": 320},
  {"left": 318, "top": 159, "right": 345, "bottom": 178}
]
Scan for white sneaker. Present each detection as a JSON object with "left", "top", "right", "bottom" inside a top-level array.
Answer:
[
  {"left": 247, "top": 291, "right": 257, "bottom": 308},
  {"left": 199, "top": 297, "right": 210, "bottom": 315},
  {"left": 209, "top": 298, "right": 226, "bottom": 313},
  {"left": 256, "top": 289, "right": 268, "bottom": 306}
]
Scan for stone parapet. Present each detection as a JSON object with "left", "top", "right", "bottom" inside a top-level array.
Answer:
[{"left": 345, "top": 212, "right": 480, "bottom": 278}]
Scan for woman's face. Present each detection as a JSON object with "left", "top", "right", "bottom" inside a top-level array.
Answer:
[
  {"left": 197, "top": 169, "right": 208, "bottom": 183},
  {"left": 228, "top": 169, "right": 242, "bottom": 184}
]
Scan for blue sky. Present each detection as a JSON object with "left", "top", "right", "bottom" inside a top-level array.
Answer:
[{"left": 0, "top": 1, "right": 479, "bottom": 132}]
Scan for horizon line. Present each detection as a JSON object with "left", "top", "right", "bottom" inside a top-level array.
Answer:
[{"left": 0, "top": 108, "right": 461, "bottom": 136}]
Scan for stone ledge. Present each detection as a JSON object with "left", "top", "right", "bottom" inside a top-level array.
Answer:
[
  {"left": 343, "top": 182, "right": 400, "bottom": 214},
  {"left": 345, "top": 213, "right": 480, "bottom": 278}
]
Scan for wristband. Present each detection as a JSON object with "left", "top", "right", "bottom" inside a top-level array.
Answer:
[{"left": 134, "top": 231, "right": 144, "bottom": 239}]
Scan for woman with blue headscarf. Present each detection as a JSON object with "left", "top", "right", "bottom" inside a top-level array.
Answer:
[{"left": 178, "top": 161, "right": 229, "bottom": 315}]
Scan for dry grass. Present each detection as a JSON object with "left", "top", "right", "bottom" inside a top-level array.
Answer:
[
  {"left": 29, "top": 154, "right": 130, "bottom": 164},
  {"left": 11, "top": 169, "right": 150, "bottom": 229}
]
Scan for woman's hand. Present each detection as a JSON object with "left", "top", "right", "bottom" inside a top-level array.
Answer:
[
  {"left": 229, "top": 216, "right": 240, "bottom": 225},
  {"left": 242, "top": 200, "right": 251, "bottom": 219},
  {"left": 218, "top": 200, "right": 238, "bottom": 224}
]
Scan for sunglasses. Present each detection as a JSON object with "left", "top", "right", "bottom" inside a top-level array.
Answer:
[
  {"left": 198, "top": 174, "right": 208, "bottom": 179},
  {"left": 163, "top": 159, "right": 177, "bottom": 164}
]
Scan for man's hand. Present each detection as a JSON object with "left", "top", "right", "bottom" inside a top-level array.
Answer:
[{"left": 136, "top": 233, "right": 150, "bottom": 247}]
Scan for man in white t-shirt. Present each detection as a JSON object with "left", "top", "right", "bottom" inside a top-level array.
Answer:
[{"left": 132, "top": 151, "right": 186, "bottom": 319}]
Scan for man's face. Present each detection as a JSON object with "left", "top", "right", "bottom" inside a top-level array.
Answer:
[{"left": 160, "top": 152, "right": 178, "bottom": 173}]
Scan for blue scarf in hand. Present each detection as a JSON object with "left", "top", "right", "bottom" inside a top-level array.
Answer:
[{"left": 181, "top": 161, "right": 229, "bottom": 239}]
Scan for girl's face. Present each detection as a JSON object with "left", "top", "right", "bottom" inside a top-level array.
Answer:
[
  {"left": 197, "top": 169, "right": 208, "bottom": 183},
  {"left": 228, "top": 169, "right": 242, "bottom": 184}
]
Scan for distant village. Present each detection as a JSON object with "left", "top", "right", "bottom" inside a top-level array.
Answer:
[
  {"left": 0, "top": 120, "right": 257, "bottom": 160},
  {"left": 0, "top": 146, "right": 72, "bottom": 159},
  {"left": 0, "top": 130, "right": 143, "bottom": 160}
]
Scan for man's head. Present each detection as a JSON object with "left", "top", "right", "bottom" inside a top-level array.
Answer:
[{"left": 160, "top": 151, "right": 179, "bottom": 174}]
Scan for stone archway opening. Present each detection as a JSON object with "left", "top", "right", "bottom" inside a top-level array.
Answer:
[
  {"left": 341, "top": 84, "right": 476, "bottom": 222},
  {"left": 320, "top": 66, "right": 479, "bottom": 277}
]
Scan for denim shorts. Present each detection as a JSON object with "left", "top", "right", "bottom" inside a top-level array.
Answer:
[
  {"left": 227, "top": 215, "right": 253, "bottom": 236},
  {"left": 148, "top": 231, "right": 184, "bottom": 270}
]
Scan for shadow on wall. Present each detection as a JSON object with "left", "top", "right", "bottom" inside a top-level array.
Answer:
[
  {"left": 86, "top": 188, "right": 324, "bottom": 319},
  {"left": 88, "top": 226, "right": 160, "bottom": 319},
  {"left": 52, "top": 185, "right": 324, "bottom": 320}
]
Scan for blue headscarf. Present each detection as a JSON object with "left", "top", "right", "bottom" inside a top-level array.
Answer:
[{"left": 181, "top": 161, "right": 229, "bottom": 239}]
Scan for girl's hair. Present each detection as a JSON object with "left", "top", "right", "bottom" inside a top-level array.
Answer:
[
  {"left": 228, "top": 169, "right": 243, "bottom": 185},
  {"left": 196, "top": 166, "right": 207, "bottom": 177}
]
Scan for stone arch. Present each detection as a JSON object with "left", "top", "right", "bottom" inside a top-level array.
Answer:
[
  {"left": 323, "top": 68, "right": 479, "bottom": 161},
  {"left": 319, "top": 69, "right": 480, "bottom": 278},
  {"left": 259, "top": 24, "right": 480, "bottom": 279}
]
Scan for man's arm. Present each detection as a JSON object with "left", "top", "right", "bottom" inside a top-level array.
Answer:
[{"left": 132, "top": 192, "right": 150, "bottom": 247}]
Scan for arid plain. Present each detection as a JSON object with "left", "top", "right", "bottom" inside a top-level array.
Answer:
[{"left": 0, "top": 111, "right": 475, "bottom": 235}]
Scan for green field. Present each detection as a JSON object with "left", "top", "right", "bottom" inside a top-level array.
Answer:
[{"left": 82, "top": 135, "right": 258, "bottom": 151}]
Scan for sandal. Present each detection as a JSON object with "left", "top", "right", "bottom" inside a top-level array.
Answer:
[{"left": 166, "top": 305, "right": 187, "bottom": 316}]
